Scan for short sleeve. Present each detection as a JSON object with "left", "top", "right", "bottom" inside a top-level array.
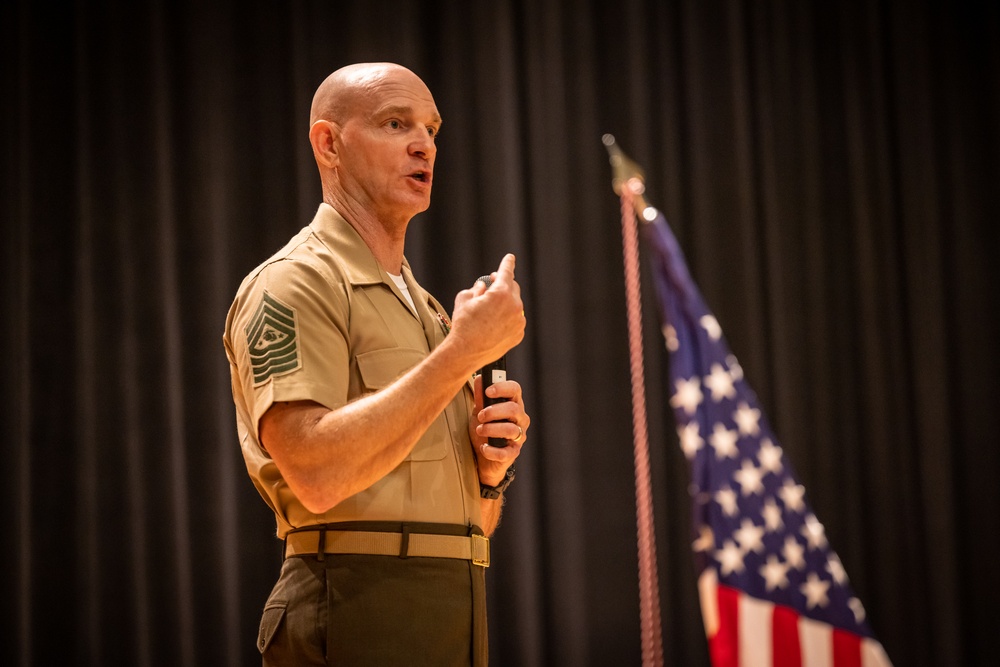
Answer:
[{"left": 229, "top": 257, "right": 351, "bottom": 439}]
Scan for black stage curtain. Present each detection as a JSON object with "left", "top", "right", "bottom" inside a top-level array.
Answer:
[{"left": 3, "top": 1, "right": 998, "bottom": 665}]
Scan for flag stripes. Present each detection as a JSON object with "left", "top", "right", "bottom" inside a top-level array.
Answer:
[{"left": 702, "top": 574, "right": 890, "bottom": 667}]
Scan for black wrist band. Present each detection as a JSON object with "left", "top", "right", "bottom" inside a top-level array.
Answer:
[{"left": 480, "top": 466, "right": 516, "bottom": 499}]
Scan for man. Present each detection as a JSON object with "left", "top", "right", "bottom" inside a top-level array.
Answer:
[{"left": 223, "top": 62, "right": 530, "bottom": 666}]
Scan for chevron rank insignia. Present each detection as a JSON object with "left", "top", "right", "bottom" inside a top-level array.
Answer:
[{"left": 245, "top": 291, "right": 301, "bottom": 385}]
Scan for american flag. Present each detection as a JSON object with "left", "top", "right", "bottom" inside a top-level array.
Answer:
[{"left": 641, "top": 208, "right": 893, "bottom": 667}]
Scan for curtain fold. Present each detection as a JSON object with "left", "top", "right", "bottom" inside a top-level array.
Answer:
[{"left": 4, "top": 1, "right": 998, "bottom": 665}]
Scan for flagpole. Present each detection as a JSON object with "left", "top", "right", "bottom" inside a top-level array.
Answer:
[{"left": 604, "top": 134, "right": 664, "bottom": 667}]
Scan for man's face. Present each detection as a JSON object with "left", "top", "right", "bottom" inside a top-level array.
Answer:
[{"left": 334, "top": 68, "right": 442, "bottom": 224}]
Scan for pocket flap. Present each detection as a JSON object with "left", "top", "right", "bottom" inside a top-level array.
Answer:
[
  {"left": 257, "top": 602, "right": 287, "bottom": 654},
  {"left": 356, "top": 347, "right": 425, "bottom": 391}
]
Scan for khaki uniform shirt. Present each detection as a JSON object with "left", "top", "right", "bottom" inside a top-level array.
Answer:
[{"left": 224, "top": 204, "right": 482, "bottom": 538}]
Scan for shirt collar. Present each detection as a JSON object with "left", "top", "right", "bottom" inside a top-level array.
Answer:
[{"left": 309, "top": 203, "right": 414, "bottom": 288}]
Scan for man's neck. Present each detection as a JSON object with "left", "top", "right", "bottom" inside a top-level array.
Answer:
[{"left": 325, "top": 194, "right": 407, "bottom": 274}]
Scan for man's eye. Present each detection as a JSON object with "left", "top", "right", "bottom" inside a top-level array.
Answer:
[
  {"left": 427, "top": 126, "right": 438, "bottom": 137},
  {"left": 388, "top": 120, "right": 401, "bottom": 129}
]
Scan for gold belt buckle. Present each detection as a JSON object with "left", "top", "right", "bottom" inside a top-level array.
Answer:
[{"left": 471, "top": 534, "right": 490, "bottom": 567}]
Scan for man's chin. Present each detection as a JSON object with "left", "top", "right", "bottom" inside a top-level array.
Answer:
[{"left": 406, "top": 193, "right": 432, "bottom": 215}]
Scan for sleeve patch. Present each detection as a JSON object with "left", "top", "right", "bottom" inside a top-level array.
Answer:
[{"left": 245, "top": 291, "right": 301, "bottom": 385}]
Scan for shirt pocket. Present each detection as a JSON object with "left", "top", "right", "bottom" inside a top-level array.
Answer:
[{"left": 355, "top": 347, "right": 448, "bottom": 462}]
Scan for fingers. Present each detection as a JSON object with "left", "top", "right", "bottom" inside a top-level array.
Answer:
[
  {"left": 475, "top": 254, "right": 519, "bottom": 303},
  {"left": 453, "top": 285, "right": 476, "bottom": 311},
  {"left": 471, "top": 254, "right": 513, "bottom": 292},
  {"left": 476, "top": 379, "right": 529, "bottom": 448},
  {"left": 457, "top": 275, "right": 490, "bottom": 302},
  {"left": 454, "top": 254, "right": 520, "bottom": 323},
  {"left": 482, "top": 378, "right": 522, "bottom": 404},
  {"left": 492, "top": 253, "right": 516, "bottom": 288},
  {"left": 478, "top": 439, "right": 521, "bottom": 465},
  {"left": 478, "top": 379, "right": 524, "bottom": 423},
  {"left": 474, "top": 374, "right": 529, "bottom": 471},
  {"left": 471, "top": 373, "right": 484, "bottom": 412},
  {"left": 451, "top": 254, "right": 524, "bottom": 377},
  {"left": 470, "top": 278, "right": 490, "bottom": 295},
  {"left": 475, "top": 414, "right": 527, "bottom": 442}
]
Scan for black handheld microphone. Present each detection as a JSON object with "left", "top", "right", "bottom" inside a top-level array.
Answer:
[{"left": 476, "top": 275, "right": 510, "bottom": 448}]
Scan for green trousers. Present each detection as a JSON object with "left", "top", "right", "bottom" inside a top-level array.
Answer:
[{"left": 258, "top": 522, "right": 488, "bottom": 666}]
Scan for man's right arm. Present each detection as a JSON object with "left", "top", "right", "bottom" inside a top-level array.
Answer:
[{"left": 259, "top": 254, "right": 525, "bottom": 514}]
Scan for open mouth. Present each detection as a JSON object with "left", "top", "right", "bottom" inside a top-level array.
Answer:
[{"left": 409, "top": 170, "right": 431, "bottom": 184}]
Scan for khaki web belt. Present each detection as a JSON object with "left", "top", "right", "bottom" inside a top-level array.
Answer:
[{"left": 284, "top": 529, "right": 490, "bottom": 568}]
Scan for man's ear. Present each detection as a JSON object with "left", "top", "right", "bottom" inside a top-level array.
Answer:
[{"left": 309, "top": 120, "right": 338, "bottom": 168}]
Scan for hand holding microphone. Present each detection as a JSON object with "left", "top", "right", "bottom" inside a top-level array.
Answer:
[{"left": 451, "top": 253, "right": 526, "bottom": 452}]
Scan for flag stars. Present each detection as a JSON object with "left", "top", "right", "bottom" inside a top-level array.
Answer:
[
  {"left": 733, "top": 401, "right": 761, "bottom": 436},
  {"left": 710, "top": 423, "right": 739, "bottom": 460},
  {"left": 733, "top": 459, "right": 764, "bottom": 496},
  {"left": 726, "top": 355, "right": 744, "bottom": 381},
  {"left": 827, "top": 553, "right": 849, "bottom": 585},
  {"left": 848, "top": 597, "right": 867, "bottom": 624},
  {"left": 662, "top": 324, "right": 679, "bottom": 352},
  {"left": 759, "top": 554, "right": 790, "bottom": 592},
  {"left": 757, "top": 438, "right": 784, "bottom": 475},
  {"left": 693, "top": 525, "right": 715, "bottom": 553},
  {"left": 779, "top": 479, "right": 806, "bottom": 514},
  {"left": 670, "top": 377, "right": 703, "bottom": 416},
  {"left": 677, "top": 422, "right": 704, "bottom": 460},
  {"left": 761, "top": 497, "right": 784, "bottom": 532},
  {"left": 700, "top": 315, "right": 723, "bottom": 341},
  {"left": 715, "top": 486, "right": 739, "bottom": 517},
  {"left": 801, "top": 514, "right": 828, "bottom": 551},
  {"left": 733, "top": 518, "right": 765, "bottom": 554},
  {"left": 716, "top": 539, "right": 745, "bottom": 576},
  {"left": 799, "top": 572, "right": 831, "bottom": 609},
  {"left": 704, "top": 363, "right": 736, "bottom": 402},
  {"left": 782, "top": 536, "right": 806, "bottom": 570}
]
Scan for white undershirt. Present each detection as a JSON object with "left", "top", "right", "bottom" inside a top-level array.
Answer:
[{"left": 387, "top": 272, "right": 417, "bottom": 313}]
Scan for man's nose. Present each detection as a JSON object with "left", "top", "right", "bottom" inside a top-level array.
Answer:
[{"left": 409, "top": 127, "right": 436, "bottom": 158}]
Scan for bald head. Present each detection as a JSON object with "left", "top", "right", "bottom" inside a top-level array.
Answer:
[
  {"left": 310, "top": 62, "right": 427, "bottom": 127},
  {"left": 307, "top": 62, "right": 441, "bottom": 246}
]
